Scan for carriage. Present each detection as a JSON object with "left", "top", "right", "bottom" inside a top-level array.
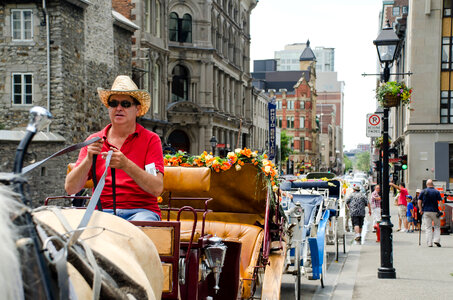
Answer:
[
  {"left": 279, "top": 174, "right": 346, "bottom": 299},
  {"left": 1, "top": 107, "right": 290, "bottom": 299}
]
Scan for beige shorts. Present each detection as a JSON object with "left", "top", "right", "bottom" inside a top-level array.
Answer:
[{"left": 398, "top": 205, "right": 407, "bottom": 219}]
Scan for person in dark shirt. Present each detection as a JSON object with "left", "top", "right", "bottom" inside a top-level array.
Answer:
[
  {"left": 418, "top": 179, "right": 442, "bottom": 247},
  {"left": 346, "top": 185, "right": 371, "bottom": 243}
]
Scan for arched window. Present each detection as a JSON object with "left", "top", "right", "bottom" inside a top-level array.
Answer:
[
  {"left": 167, "top": 130, "right": 190, "bottom": 153},
  {"left": 169, "top": 12, "right": 192, "bottom": 43},
  {"left": 153, "top": 63, "right": 160, "bottom": 114},
  {"left": 169, "top": 12, "right": 179, "bottom": 41},
  {"left": 181, "top": 14, "right": 192, "bottom": 43},
  {"left": 172, "top": 65, "right": 189, "bottom": 101}
]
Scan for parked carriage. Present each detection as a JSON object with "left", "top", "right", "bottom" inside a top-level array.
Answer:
[
  {"left": 279, "top": 173, "right": 346, "bottom": 299},
  {"left": 5, "top": 107, "right": 291, "bottom": 299}
]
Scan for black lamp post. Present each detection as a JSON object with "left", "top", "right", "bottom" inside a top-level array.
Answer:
[
  {"left": 373, "top": 21, "right": 400, "bottom": 279},
  {"left": 210, "top": 135, "right": 218, "bottom": 156}
]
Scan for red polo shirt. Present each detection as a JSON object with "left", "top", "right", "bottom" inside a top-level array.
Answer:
[{"left": 75, "top": 124, "right": 164, "bottom": 216}]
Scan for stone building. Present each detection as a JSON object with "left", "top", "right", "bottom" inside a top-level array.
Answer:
[
  {"left": 113, "top": 0, "right": 259, "bottom": 155},
  {"left": 112, "top": 0, "right": 171, "bottom": 139},
  {"left": 376, "top": 0, "right": 453, "bottom": 192},
  {"left": 317, "top": 71, "right": 344, "bottom": 173},
  {"left": 317, "top": 103, "right": 338, "bottom": 172},
  {"left": 163, "top": 0, "right": 258, "bottom": 154},
  {"left": 0, "top": 0, "right": 136, "bottom": 203}
]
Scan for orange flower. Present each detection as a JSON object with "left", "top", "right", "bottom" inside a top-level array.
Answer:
[
  {"left": 157, "top": 196, "right": 163, "bottom": 203},
  {"left": 240, "top": 148, "right": 252, "bottom": 157}
]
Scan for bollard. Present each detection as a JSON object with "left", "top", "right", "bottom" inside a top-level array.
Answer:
[{"left": 374, "top": 222, "right": 381, "bottom": 242}]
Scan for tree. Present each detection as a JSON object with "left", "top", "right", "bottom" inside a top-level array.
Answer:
[
  {"left": 355, "top": 151, "right": 370, "bottom": 172},
  {"left": 280, "top": 130, "right": 293, "bottom": 162},
  {"left": 344, "top": 154, "right": 353, "bottom": 173}
]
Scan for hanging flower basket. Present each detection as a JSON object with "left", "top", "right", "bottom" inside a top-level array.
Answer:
[
  {"left": 374, "top": 136, "right": 391, "bottom": 149},
  {"left": 383, "top": 94, "right": 401, "bottom": 108},
  {"left": 376, "top": 81, "right": 412, "bottom": 108}
]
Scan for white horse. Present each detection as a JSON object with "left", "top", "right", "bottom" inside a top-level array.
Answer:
[{"left": 0, "top": 185, "right": 163, "bottom": 299}]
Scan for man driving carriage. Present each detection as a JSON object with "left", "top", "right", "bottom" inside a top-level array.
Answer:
[{"left": 65, "top": 75, "right": 164, "bottom": 221}]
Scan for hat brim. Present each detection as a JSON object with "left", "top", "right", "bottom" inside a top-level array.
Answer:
[{"left": 97, "top": 88, "right": 151, "bottom": 117}]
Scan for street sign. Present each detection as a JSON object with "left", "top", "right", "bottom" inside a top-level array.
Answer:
[
  {"left": 366, "top": 113, "right": 382, "bottom": 137},
  {"left": 268, "top": 100, "right": 277, "bottom": 160}
]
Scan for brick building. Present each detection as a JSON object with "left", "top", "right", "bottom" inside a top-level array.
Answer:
[
  {"left": 268, "top": 43, "right": 318, "bottom": 173},
  {"left": 0, "top": 0, "right": 136, "bottom": 203}
]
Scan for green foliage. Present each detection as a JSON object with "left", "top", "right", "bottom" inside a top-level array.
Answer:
[
  {"left": 280, "top": 130, "right": 293, "bottom": 163},
  {"left": 376, "top": 81, "right": 412, "bottom": 107},
  {"left": 355, "top": 151, "right": 370, "bottom": 172},
  {"left": 343, "top": 154, "right": 353, "bottom": 173}
]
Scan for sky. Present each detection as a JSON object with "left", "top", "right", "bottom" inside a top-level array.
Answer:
[{"left": 250, "top": 0, "right": 382, "bottom": 151}]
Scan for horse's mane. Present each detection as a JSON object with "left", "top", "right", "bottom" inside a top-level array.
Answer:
[{"left": 0, "top": 185, "right": 24, "bottom": 299}]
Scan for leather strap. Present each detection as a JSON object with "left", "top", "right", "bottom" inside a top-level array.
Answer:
[
  {"left": 111, "top": 168, "right": 116, "bottom": 215},
  {"left": 69, "top": 150, "right": 113, "bottom": 246},
  {"left": 21, "top": 137, "right": 101, "bottom": 174}
]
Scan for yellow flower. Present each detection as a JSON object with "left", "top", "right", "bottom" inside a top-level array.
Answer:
[
  {"left": 264, "top": 165, "right": 271, "bottom": 173},
  {"left": 251, "top": 151, "right": 258, "bottom": 158},
  {"left": 272, "top": 185, "right": 278, "bottom": 192},
  {"left": 235, "top": 164, "right": 242, "bottom": 171},
  {"left": 235, "top": 148, "right": 241, "bottom": 154}
]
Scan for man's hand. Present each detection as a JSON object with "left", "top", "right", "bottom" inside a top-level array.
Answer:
[
  {"left": 87, "top": 138, "right": 104, "bottom": 160},
  {"left": 102, "top": 147, "right": 129, "bottom": 169}
]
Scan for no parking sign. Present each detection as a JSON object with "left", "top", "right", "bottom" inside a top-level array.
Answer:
[{"left": 366, "top": 113, "right": 382, "bottom": 137}]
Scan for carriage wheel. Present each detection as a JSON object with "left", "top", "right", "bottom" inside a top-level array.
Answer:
[{"left": 295, "top": 244, "right": 301, "bottom": 300}]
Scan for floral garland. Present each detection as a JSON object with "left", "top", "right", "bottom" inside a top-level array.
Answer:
[{"left": 163, "top": 148, "right": 279, "bottom": 191}]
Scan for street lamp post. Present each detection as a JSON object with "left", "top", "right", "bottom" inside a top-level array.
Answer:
[
  {"left": 373, "top": 21, "right": 400, "bottom": 279},
  {"left": 210, "top": 135, "right": 218, "bottom": 156}
]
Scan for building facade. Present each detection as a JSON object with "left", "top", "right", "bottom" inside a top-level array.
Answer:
[
  {"left": 0, "top": 0, "right": 136, "bottom": 203},
  {"left": 274, "top": 42, "right": 335, "bottom": 72},
  {"left": 161, "top": 0, "right": 258, "bottom": 155}
]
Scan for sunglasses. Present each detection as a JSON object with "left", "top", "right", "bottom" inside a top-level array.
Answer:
[{"left": 107, "top": 100, "right": 135, "bottom": 108}]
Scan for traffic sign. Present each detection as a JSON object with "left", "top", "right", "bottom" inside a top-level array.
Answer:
[{"left": 366, "top": 113, "right": 382, "bottom": 137}]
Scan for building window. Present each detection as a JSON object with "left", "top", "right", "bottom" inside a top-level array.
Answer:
[
  {"left": 300, "top": 100, "right": 305, "bottom": 109},
  {"left": 392, "top": 6, "right": 400, "bottom": 16},
  {"left": 153, "top": 63, "right": 160, "bottom": 114},
  {"left": 287, "top": 100, "right": 294, "bottom": 110},
  {"left": 144, "top": 0, "right": 152, "bottom": 33},
  {"left": 299, "top": 117, "right": 305, "bottom": 128},
  {"left": 442, "top": 37, "right": 451, "bottom": 70},
  {"left": 287, "top": 116, "right": 294, "bottom": 128},
  {"left": 276, "top": 100, "right": 282, "bottom": 109},
  {"left": 169, "top": 12, "right": 192, "bottom": 43},
  {"left": 402, "top": 6, "right": 408, "bottom": 14},
  {"left": 155, "top": 0, "right": 161, "bottom": 37},
  {"left": 12, "top": 73, "right": 33, "bottom": 105},
  {"left": 11, "top": 9, "right": 33, "bottom": 41},
  {"left": 444, "top": 0, "right": 452, "bottom": 17},
  {"left": 278, "top": 117, "right": 282, "bottom": 128},
  {"left": 440, "top": 90, "right": 453, "bottom": 123},
  {"left": 300, "top": 138, "right": 305, "bottom": 152},
  {"left": 172, "top": 65, "right": 189, "bottom": 101}
]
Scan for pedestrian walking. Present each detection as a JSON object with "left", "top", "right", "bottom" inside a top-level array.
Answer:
[
  {"left": 65, "top": 75, "right": 164, "bottom": 221},
  {"left": 413, "top": 189, "right": 422, "bottom": 231},
  {"left": 390, "top": 182, "right": 409, "bottom": 232},
  {"left": 370, "top": 185, "right": 381, "bottom": 231},
  {"left": 346, "top": 185, "right": 371, "bottom": 242},
  {"left": 406, "top": 195, "right": 415, "bottom": 232},
  {"left": 418, "top": 179, "right": 442, "bottom": 247}
]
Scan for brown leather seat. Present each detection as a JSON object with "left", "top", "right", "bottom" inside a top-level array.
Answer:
[
  {"left": 179, "top": 220, "right": 263, "bottom": 298},
  {"left": 67, "top": 163, "right": 93, "bottom": 188}
]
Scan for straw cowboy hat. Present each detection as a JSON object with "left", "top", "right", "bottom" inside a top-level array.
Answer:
[{"left": 97, "top": 75, "right": 150, "bottom": 117}]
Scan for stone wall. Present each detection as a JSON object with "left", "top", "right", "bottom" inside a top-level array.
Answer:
[{"left": 0, "top": 0, "right": 134, "bottom": 205}]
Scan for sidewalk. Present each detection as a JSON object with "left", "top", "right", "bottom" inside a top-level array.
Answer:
[{"left": 333, "top": 202, "right": 453, "bottom": 299}]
